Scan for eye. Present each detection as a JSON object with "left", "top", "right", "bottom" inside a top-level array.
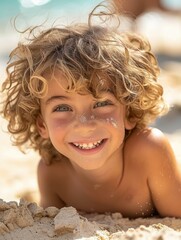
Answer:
[
  {"left": 53, "top": 104, "right": 72, "bottom": 112},
  {"left": 94, "top": 100, "right": 113, "bottom": 108}
]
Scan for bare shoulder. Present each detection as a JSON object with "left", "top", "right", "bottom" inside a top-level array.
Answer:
[
  {"left": 125, "top": 127, "right": 181, "bottom": 217},
  {"left": 124, "top": 127, "right": 177, "bottom": 173},
  {"left": 125, "top": 127, "right": 175, "bottom": 161},
  {"left": 127, "top": 127, "right": 168, "bottom": 146}
]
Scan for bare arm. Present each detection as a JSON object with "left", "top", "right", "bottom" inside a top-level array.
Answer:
[
  {"left": 37, "top": 159, "right": 65, "bottom": 209},
  {"left": 146, "top": 129, "right": 181, "bottom": 217}
]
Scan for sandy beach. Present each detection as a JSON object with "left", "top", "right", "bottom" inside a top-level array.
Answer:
[
  {"left": 0, "top": 10, "right": 181, "bottom": 239},
  {"left": 1, "top": 199, "right": 181, "bottom": 240},
  {"left": 0, "top": 58, "right": 181, "bottom": 239}
]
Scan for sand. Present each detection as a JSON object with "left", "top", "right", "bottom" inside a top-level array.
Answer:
[
  {"left": 0, "top": 78, "right": 181, "bottom": 240},
  {"left": 0, "top": 31, "right": 181, "bottom": 240},
  {"left": 1, "top": 199, "right": 181, "bottom": 240}
]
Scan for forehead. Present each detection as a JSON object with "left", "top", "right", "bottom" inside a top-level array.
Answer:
[
  {"left": 44, "top": 69, "right": 68, "bottom": 88},
  {"left": 43, "top": 68, "right": 113, "bottom": 94}
]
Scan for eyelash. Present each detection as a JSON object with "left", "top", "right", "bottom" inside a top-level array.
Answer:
[
  {"left": 53, "top": 105, "right": 72, "bottom": 112},
  {"left": 94, "top": 100, "right": 113, "bottom": 108},
  {"left": 53, "top": 100, "right": 113, "bottom": 112}
]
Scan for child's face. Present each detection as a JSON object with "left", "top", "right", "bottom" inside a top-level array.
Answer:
[{"left": 37, "top": 70, "right": 134, "bottom": 170}]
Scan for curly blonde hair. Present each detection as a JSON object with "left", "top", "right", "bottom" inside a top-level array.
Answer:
[{"left": 1, "top": 21, "right": 167, "bottom": 164}]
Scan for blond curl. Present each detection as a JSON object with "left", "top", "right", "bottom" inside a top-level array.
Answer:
[{"left": 1, "top": 20, "right": 167, "bottom": 164}]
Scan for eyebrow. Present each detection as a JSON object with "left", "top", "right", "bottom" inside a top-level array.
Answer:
[{"left": 45, "top": 95, "right": 70, "bottom": 105}]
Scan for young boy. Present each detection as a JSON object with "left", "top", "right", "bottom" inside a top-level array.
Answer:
[{"left": 1, "top": 21, "right": 181, "bottom": 218}]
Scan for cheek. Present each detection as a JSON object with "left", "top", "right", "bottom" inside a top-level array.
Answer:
[
  {"left": 103, "top": 117, "right": 119, "bottom": 129},
  {"left": 45, "top": 117, "right": 73, "bottom": 139},
  {"left": 51, "top": 117, "right": 72, "bottom": 129},
  {"left": 97, "top": 111, "right": 126, "bottom": 142},
  {"left": 96, "top": 110, "right": 125, "bottom": 130}
]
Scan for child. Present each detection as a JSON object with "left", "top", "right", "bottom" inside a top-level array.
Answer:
[{"left": 1, "top": 18, "right": 181, "bottom": 218}]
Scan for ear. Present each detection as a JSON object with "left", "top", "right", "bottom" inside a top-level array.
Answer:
[
  {"left": 36, "top": 115, "right": 49, "bottom": 139},
  {"left": 124, "top": 118, "right": 136, "bottom": 130},
  {"left": 124, "top": 106, "right": 136, "bottom": 130}
]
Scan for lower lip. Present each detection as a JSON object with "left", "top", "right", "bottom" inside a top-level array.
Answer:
[{"left": 69, "top": 139, "right": 107, "bottom": 155}]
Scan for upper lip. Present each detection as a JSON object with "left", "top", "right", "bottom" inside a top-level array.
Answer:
[{"left": 69, "top": 137, "right": 105, "bottom": 144}]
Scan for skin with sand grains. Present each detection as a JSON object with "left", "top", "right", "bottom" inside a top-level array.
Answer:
[{"left": 1, "top": 11, "right": 181, "bottom": 218}]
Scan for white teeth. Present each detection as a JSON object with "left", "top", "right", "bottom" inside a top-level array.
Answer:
[
  {"left": 88, "top": 143, "right": 94, "bottom": 148},
  {"left": 72, "top": 140, "right": 103, "bottom": 149}
]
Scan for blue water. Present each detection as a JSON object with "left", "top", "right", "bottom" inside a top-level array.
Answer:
[
  {"left": 161, "top": 0, "right": 181, "bottom": 10},
  {"left": 0, "top": 0, "right": 100, "bottom": 27},
  {"left": 0, "top": 0, "right": 101, "bottom": 59}
]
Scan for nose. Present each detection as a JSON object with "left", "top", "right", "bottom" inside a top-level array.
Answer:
[
  {"left": 79, "top": 114, "right": 96, "bottom": 123},
  {"left": 74, "top": 113, "right": 97, "bottom": 132}
]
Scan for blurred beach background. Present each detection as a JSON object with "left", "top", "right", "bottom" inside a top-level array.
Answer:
[{"left": 0, "top": 0, "right": 181, "bottom": 204}]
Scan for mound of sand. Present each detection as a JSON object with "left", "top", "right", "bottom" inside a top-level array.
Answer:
[{"left": 0, "top": 199, "right": 181, "bottom": 240}]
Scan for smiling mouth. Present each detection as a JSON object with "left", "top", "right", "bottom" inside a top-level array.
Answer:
[{"left": 71, "top": 139, "right": 105, "bottom": 150}]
